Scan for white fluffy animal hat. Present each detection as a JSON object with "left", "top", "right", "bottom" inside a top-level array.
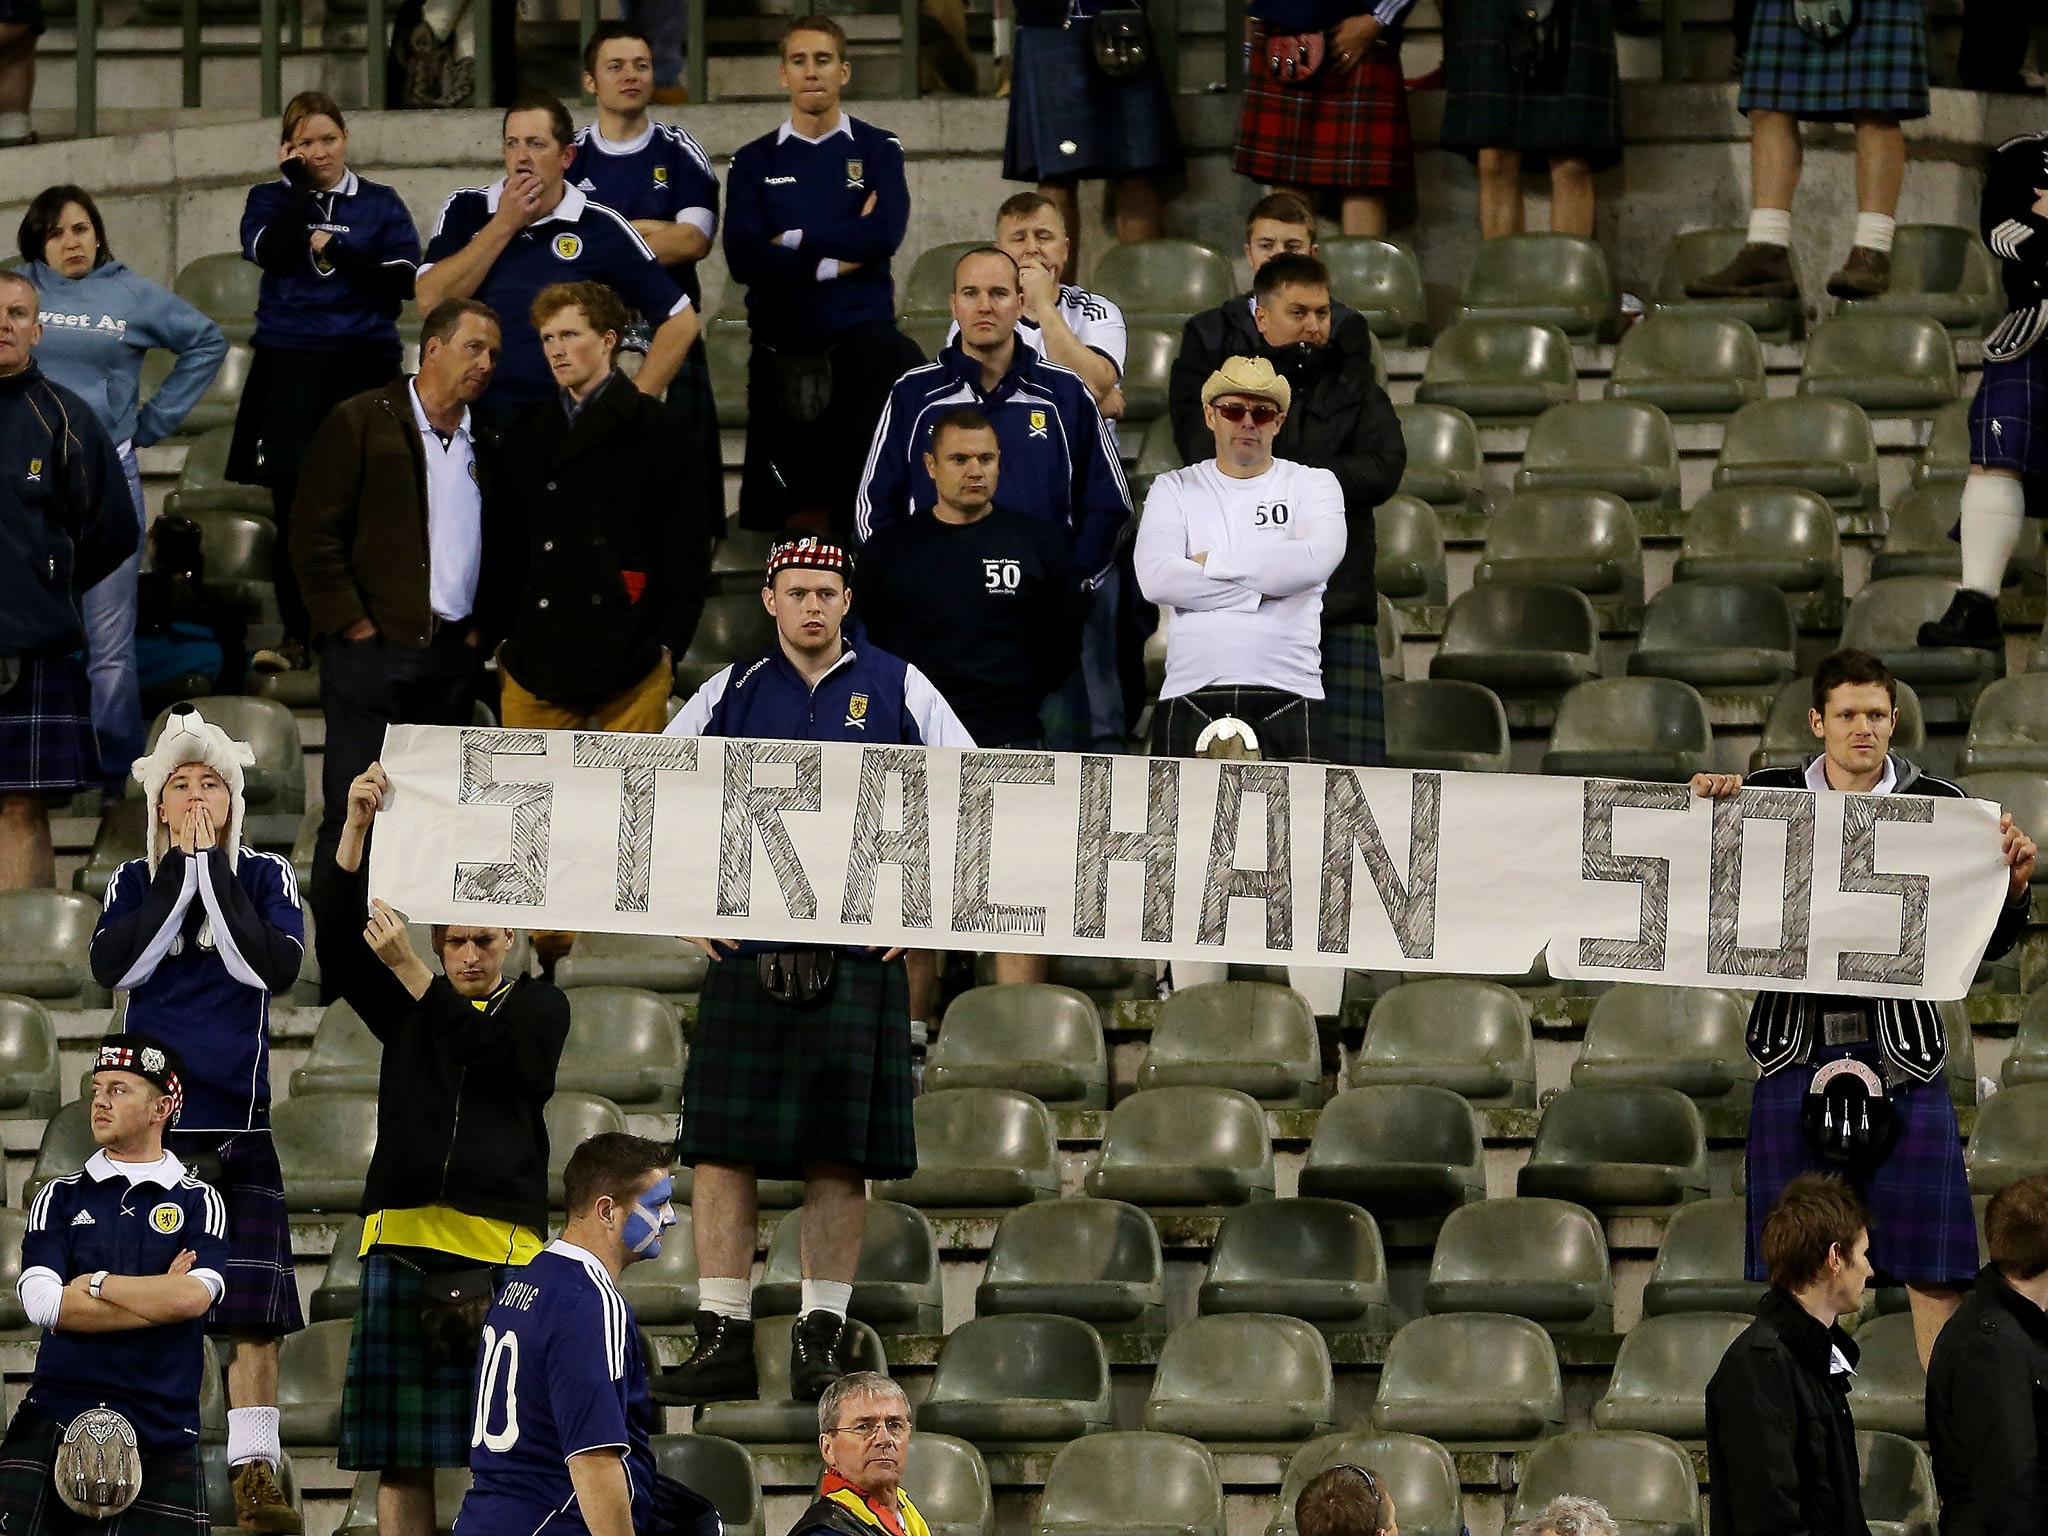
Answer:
[{"left": 132, "top": 703, "right": 255, "bottom": 873}]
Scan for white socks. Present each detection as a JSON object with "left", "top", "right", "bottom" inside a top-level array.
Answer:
[
  {"left": 1748, "top": 207, "right": 1793, "bottom": 247},
  {"left": 802, "top": 1280, "right": 854, "bottom": 1320},
  {"left": 225, "top": 1406, "right": 281, "bottom": 1470},
  {"left": 1853, "top": 212, "right": 1897, "bottom": 254},
  {"left": 1960, "top": 475, "right": 2027, "bottom": 596},
  {"left": 700, "top": 1276, "right": 753, "bottom": 1322}
]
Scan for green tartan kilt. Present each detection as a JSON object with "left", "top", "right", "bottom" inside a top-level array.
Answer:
[
  {"left": 677, "top": 953, "right": 919, "bottom": 1181},
  {"left": 0, "top": 1412, "right": 207, "bottom": 1535}
]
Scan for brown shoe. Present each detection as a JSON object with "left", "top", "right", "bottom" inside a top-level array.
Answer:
[
  {"left": 1826, "top": 245, "right": 1892, "bottom": 299},
  {"left": 231, "top": 1459, "right": 302, "bottom": 1534},
  {"left": 1685, "top": 241, "right": 1799, "bottom": 299}
]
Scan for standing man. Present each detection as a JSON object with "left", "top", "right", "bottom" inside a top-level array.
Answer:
[
  {"left": 655, "top": 538, "right": 972, "bottom": 1409},
  {"left": 724, "top": 17, "right": 923, "bottom": 538},
  {"left": 0, "top": 1035, "right": 226, "bottom": 1535},
  {"left": 416, "top": 92, "right": 699, "bottom": 416},
  {"left": 788, "top": 1374, "right": 931, "bottom": 1536}
]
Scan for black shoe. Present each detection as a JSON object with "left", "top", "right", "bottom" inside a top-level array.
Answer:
[
  {"left": 1917, "top": 588, "right": 2004, "bottom": 652},
  {"left": 651, "top": 1311, "right": 757, "bottom": 1405},
  {"left": 790, "top": 1309, "right": 850, "bottom": 1403}
]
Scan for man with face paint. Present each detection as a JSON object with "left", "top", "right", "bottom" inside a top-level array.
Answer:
[{"left": 456, "top": 1133, "right": 719, "bottom": 1536}]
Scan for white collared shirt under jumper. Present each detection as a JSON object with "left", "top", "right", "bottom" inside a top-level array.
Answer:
[{"left": 409, "top": 378, "right": 483, "bottom": 625}]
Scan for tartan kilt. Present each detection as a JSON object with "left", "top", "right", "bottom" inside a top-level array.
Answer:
[
  {"left": 1969, "top": 349, "right": 2048, "bottom": 486},
  {"left": 1319, "top": 620, "right": 1387, "bottom": 768},
  {"left": 1003, "top": 20, "right": 1186, "bottom": 182},
  {"left": 1234, "top": 33, "right": 1416, "bottom": 193},
  {"left": 340, "top": 1252, "right": 511, "bottom": 1471},
  {"left": 0, "top": 653, "right": 100, "bottom": 795},
  {"left": 1737, "top": 0, "right": 1927, "bottom": 121},
  {"left": 164, "top": 1130, "right": 304, "bottom": 1338},
  {"left": 677, "top": 953, "right": 918, "bottom": 1181},
  {"left": 1743, "top": 1045, "right": 1978, "bottom": 1288},
  {"left": 0, "top": 1411, "right": 207, "bottom": 1535},
  {"left": 1439, "top": 0, "right": 1623, "bottom": 169},
  {"left": 1150, "top": 685, "right": 1327, "bottom": 762}
]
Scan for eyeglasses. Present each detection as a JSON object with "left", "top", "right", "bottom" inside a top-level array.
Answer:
[
  {"left": 1212, "top": 401, "right": 1281, "bottom": 426},
  {"left": 828, "top": 1417, "right": 910, "bottom": 1441}
]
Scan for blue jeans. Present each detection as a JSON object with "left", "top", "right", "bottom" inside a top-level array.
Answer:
[
  {"left": 81, "top": 443, "right": 144, "bottom": 797},
  {"left": 627, "top": 0, "right": 686, "bottom": 85}
]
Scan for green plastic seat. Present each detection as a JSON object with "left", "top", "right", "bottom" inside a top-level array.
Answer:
[
  {"left": 310, "top": 1215, "right": 366, "bottom": 1323},
  {"left": 173, "top": 251, "right": 261, "bottom": 331},
  {"left": 1457, "top": 234, "right": 1616, "bottom": 340},
  {"left": 554, "top": 934, "right": 709, "bottom": 995},
  {"left": 69, "top": 804, "right": 152, "bottom": 903},
  {"left": 755, "top": 1199, "right": 940, "bottom": 1331},
  {"left": 1384, "top": 680, "right": 1510, "bottom": 773},
  {"left": 1961, "top": 774, "right": 2048, "bottom": 888},
  {"left": 23, "top": 1100, "right": 94, "bottom": 1206},
  {"left": 0, "top": 1208, "right": 26, "bottom": 1329},
  {"left": 140, "top": 340, "right": 252, "bottom": 439},
  {"left": 1395, "top": 403, "right": 1486, "bottom": 510},
  {"left": 1143, "top": 1313, "right": 1336, "bottom": 1442},
  {"left": 1642, "top": 1197, "right": 1765, "bottom": 1316},
  {"left": 1429, "top": 583, "right": 1600, "bottom": 694},
  {"left": 1713, "top": 397, "right": 1880, "bottom": 509},
  {"left": 1652, "top": 227, "right": 1804, "bottom": 340},
  {"left": 1131, "top": 414, "right": 1187, "bottom": 509},
  {"left": 1139, "top": 981, "right": 1323, "bottom": 1107},
  {"left": 1033, "top": 1432, "right": 1225, "bottom": 1536},
  {"left": 1370, "top": 1313, "right": 1564, "bottom": 1446},
  {"left": 904, "top": 1433, "right": 995, "bottom": 1536},
  {"left": 1592, "top": 1312, "right": 1753, "bottom": 1437},
  {"left": 164, "top": 424, "right": 273, "bottom": 518},
  {"left": 180, "top": 507, "right": 275, "bottom": 622},
  {"left": 146, "top": 695, "right": 304, "bottom": 815},
  {"left": 708, "top": 530, "right": 778, "bottom": 597},
  {"left": 1846, "top": 1312, "right": 1927, "bottom": 1437},
  {"left": 1800, "top": 312, "right": 1961, "bottom": 415},
  {"left": 977, "top": 1198, "right": 1164, "bottom": 1327},
  {"left": 706, "top": 319, "right": 751, "bottom": 429},
  {"left": 1540, "top": 678, "right": 1713, "bottom": 782},
  {"left": 1378, "top": 594, "right": 1406, "bottom": 681},
  {"left": 1875, "top": 482, "right": 2043, "bottom": 586},
  {"left": 1199, "top": 1198, "right": 1393, "bottom": 1329},
  {"left": 1474, "top": 491, "right": 1642, "bottom": 601},
  {"left": 616, "top": 1207, "right": 698, "bottom": 1324},
  {"left": 0, "top": 891, "right": 102, "bottom": 1007},
  {"left": 1966, "top": 1079, "right": 2048, "bottom": 1193},
  {"left": 1517, "top": 1085, "right": 1710, "bottom": 1210},
  {"left": 876, "top": 1088, "right": 1060, "bottom": 1208},
  {"left": 1961, "top": 675, "right": 2048, "bottom": 774},
  {"left": 289, "top": 1000, "right": 381, "bottom": 1097},
  {"left": 1321, "top": 238, "right": 1429, "bottom": 343},
  {"left": 1625, "top": 580, "right": 1798, "bottom": 690},
  {"left": 1509, "top": 1430, "right": 1700, "bottom": 1536},
  {"left": 1297, "top": 1085, "right": 1486, "bottom": 1220},
  {"left": 651, "top": 1435, "right": 763, "bottom": 1536},
  {"left": 1120, "top": 325, "right": 1178, "bottom": 423},
  {"left": 273, "top": 1092, "right": 378, "bottom": 1212},
  {"left": 1093, "top": 240, "right": 1235, "bottom": 325},
  {"left": 1084, "top": 1087, "right": 1275, "bottom": 1206},
  {"left": 1415, "top": 320, "right": 1577, "bottom": 422},
  {"left": 1604, "top": 311, "right": 1766, "bottom": 421},
  {"left": 2000, "top": 989, "right": 2048, "bottom": 1088},
  {"left": 0, "top": 996, "right": 59, "bottom": 1121},
  {"left": 204, "top": 1447, "right": 303, "bottom": 1529},
  {"left": 1425, "top": 1197, "right": 1613, "bottom": 1332},
  {"left": 1859, "top": 1430, "right": 1938, "bottom": 1536},
  {"left": 927, "top": 985, "right": 1108, "bottom": 1107},
  {"left": 1751, "top": 675, "right": 1926, "bottom": 773},
  {"left": 1843, "top": 575, "right": 2005, "bottom": 691},
  {"left": 1914, "top": 400, "right": 1969, "bottom": 488},
  {"left": 1352, "top": 979, "right": 1534, "bottom": 1105},
  {"left": 1268, "top": 1434, "right": 1463, "bottom": 1536},
  {"left": 199, "top": 1335, "right": 226, "bottom": 1440},
  {"left": 1512, "top": 401, "right": 1680, "bottom": 511},
  {"left": 1374, "top": 494, "right": 1446, "bottom": 603},
  {"left": 1574, "top": 985, "right": 1757, "bottom": 1102},
  {"left": 900, "top": 241, "right": 989, "bottom": 317},
  {"left": 276, "top": 1318, "right": 353, "bottom": 1444},
  {"left": 1676, "top": 487, "right": 1842, "bottom": 595},
  {"left": 902, "top": 315, "right": 953, "bottom": 361},
  {"left": 918, "top": 1313, "right": 1113, "bottom": 1443},
  {"left": 544, "top": 1092, "right": 630, "bottom": 1207},
  {"left": 675, "top": 595, "right": 778, "bottom": 695},
  {"left": 1840, "top": 224, "right": 2002, "bottom": 335},
  {"left": 695, "top": 1314, "right": 890, "bottom": 1442},
  {"left": 252, "top": 662, "right": 322, "bottom": 712},
  {"left": 557, "top": 987, "right": 684, "bottom": 1110}
]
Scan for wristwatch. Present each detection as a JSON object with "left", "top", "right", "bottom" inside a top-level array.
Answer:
[{"left": 86, "top": 1271, "right": 109, "bottom": 1300}]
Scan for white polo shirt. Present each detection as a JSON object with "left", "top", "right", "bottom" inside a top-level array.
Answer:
[{"left": 408, "top": 379, "right": 483, "bottom": 625}]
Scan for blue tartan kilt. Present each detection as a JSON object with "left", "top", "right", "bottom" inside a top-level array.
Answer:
[
  {"left": 1003, "top": 21, "right": 1185, "bottom": 182},
  {"left": 1320, "top": 620, "right": 1387, "bottom": 769},
  {"left": 0, "top": 653, "right": 100, "bottom": 796},
  {"left": 1970, "top": 350, "right": 2048, "bottom": 488},
  {"left": 1737, "top": 0, "right": 1928, "bottom": 121},
  {"left": 340, "top": 1252, "right": 513, "bottom": 1471},
  {"left": 164, "top": 1130, "right": 304, "bottom": 1338},
  {"left": 0, "top": 1412, "right": 207, "bottom": 1535}
]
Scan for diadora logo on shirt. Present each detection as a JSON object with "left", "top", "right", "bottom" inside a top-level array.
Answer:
[
  {"left": 552, "top": 233, "right": 584, "bottom": 261},
  {"left": 69, "top": 1209, "right": 94, "bottom": 1227},
  {"left": 845, "top": 693, "right": 869, "bottom": 729},
  {"left": 765, "top": 176, "right": 798, "bottom": 186},
  {"left": 38, "top": 311, "right": 126, "bottom": 333}
]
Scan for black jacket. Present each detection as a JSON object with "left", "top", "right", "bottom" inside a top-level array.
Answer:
[
  {"left": 1707, "top": 1287, "right": 1871, "bottom": 1536},
  {"left": 0, "top": 362, "right": 137, "bottom": 657},
  {"left": 1984, "top": 132, "right": 2048, "bottom": 360},
  {"left": 498, "top": 372, "right": 714, "bottom": 706},
  {"left": 1169, "top": 297, "right": 1404, "bottom": 625},
  {"left": 1928, "top": 1264, "right": 2048, "bottom": 1536}
]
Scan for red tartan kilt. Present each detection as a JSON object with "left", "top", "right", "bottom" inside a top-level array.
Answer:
[{"left": 1233, "top": 28, "right": 1416, "bottom": 192}]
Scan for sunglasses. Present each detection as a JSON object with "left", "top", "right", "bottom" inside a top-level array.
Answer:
[{"left": 1212, "top": 400, "right": 1281, "bottom": 426}]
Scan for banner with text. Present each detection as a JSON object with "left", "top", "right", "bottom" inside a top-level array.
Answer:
[{"left": 368, "top": 726, "right": 2013, "bottom": 1000}]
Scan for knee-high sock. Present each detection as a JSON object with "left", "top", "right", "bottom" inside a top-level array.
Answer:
[{"left": 1960, "top": 474, "right": 2027, "bottom": 597}]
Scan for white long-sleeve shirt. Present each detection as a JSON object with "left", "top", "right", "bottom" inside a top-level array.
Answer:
[{"left": 1134, "top": 455, "right": 1347, "bottom": 700}]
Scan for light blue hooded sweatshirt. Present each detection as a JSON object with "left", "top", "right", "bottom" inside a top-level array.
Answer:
[{"left": 21, "top": 257, "right": 227, "bottom": 449}]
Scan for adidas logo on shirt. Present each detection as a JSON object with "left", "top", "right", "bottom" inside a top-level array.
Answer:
[
  {"left": 577, "top": 178, "right": 598, "bottom": 192},
  {"left": 70, "top": 1210, "right": 95, "bottom": 1226}
]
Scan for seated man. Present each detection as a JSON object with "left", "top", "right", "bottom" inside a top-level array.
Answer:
[
  {"left": 788, "top": 1373, "right": 933, "bottom": 1536},
  {"left": 0, "top": 1034, "right": 227, "bottom": 1534}
]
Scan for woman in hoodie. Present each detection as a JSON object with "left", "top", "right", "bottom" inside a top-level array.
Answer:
[{"left": 17, "top": 185, "right": 227, "bottom": 806}]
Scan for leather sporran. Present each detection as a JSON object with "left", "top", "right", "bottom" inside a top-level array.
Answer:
[
  {"left": 1092, "top": 7, "right": 1155, "bottom": 78},
  {"left": 1792, "top": 0, "right": 1855, "bottom": 42},
  {"left": 419, "top": 1266, "right": 496, "bottom": 1368},
  {"left": 1265, "top": 29, "right": 1326, "bottom": 82},
  {"left": 1505, "top": 0, "right": 1566, "bottom": 79},
  {"left": 757, "top": 948, "right": 839, "bottom": 1008},
  {"left": 54, "top": 1407, "right": 142, "bottom": 1520},
  {"left": 769, "top": 346, "right": 836, "bottom": 424},
  {"left": 1801, "top": 1057, "right": 1899, "bottom": 1175}
]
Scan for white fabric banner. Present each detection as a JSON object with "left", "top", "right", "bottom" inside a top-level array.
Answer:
[{"left": 368, "top": 725, "right": 2013, "bottom": 1000}]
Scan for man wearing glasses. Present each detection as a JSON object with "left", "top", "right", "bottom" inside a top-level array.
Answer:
[{"left": 793, "top": 1373, "right": 933, "bottom": 1536}]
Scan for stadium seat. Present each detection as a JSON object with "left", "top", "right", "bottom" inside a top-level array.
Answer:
[
  {"left": 675, "top": 595, "right": 778, "bottom": 695},
  {"left": 1092, "top": 240, "right": 1235, "bottom": 325},
  {"left": 1960, "top": 675, "right": 2048, "bottom": 774},
  {"left": 1626, "top": 580, "right": 1797, "bottom": 690},
  {"left": 186, "top": 508, "right": 276, "bottom": 624},
  {"left": 1320, "top": 238, "right": 1429, "bottom": 343},
  {"left": 1752, "top": 675, "right": 1926, "bottom": 773},
  {"left": 1713, "top": 397, "right": 1880, "bottom": 509},
  {"left": 164, "top": 425, "right": 273, "bottom": 518},
  {"left": 916, "top": 1314, "right": 1113, "bottom": 1443},
  {"left": 709, "top": 529, "right": 778, "bottom": 597},
  {"left": 1574, "top": 985, "right": 1756, "bottom": 1103},
  {"left": 616, "top": 1207, "right": 698, "bottom": 1324},
  {"left": 557, "top": 987, "right": 685, "bottom": 1111},
  {"left": 1517, "top": 1085, "right": 1710, "bottom": 1209},
  {"left": 1913, "top": 400, "right": 1969, "bottom": 488},
  {"left": 198, "top": 1335, "right": 226, "bottom": 1440},
  {"left": 1799, "top": 313, "right": 1960, "bottom": 415},
  {"left": 1297, "top": 1085, "right": 1487, "bottom": 1221},
  {"left": 1395, "top": 403, "right": 1486, "bottom": 510},
  {"left": 1120, "top": 325, "right": 1178, "bottom": 423},
  {"left": 1847, "top": 1312, "right": 1927, "bottom": 1436},
  {"left": 1604, "top": 311, "right": 1766, "bottom": 421},
  {"left": 976, "top": 1199, "right": 1165, "bottom": 1327},
  {"left": 1652, "top": 227, "right": 1804, "bottom": 340},
  {"left": 695, "top": 1314, "right": 890, "bottom": 1442},
  {"left": 927, "top": 984, "right": 1108, "bottom": 1106},
  {"left": 1841, "top": 224, "right": 2002, "bottom": 335},
  {"left": 1198, "top": 1198, "right": 1394, "bottom": 1330},
  {"left": 553, "top": 933, "right": 709, "bottom": 995},
  {"left": 289, "top": 1000, "right": 382, "bottom": 1097},
  {"left": 1268, "top": 1434, "right": 1464, "bottom": 1536},
  {"left": 309, "top": 1216, "right": 365, "bottom": 1323},
  {"left": 875, "top": 1088, "right": 1059, "bottom": 1207},
  {"left": 755, "top": 1200, "right": 940, "bottom": 1331},
  {"left": 902, "top": 314, "right": 953, "bottom": 361},
  {"left": 1144, "top": 1313, "right": 1336, "bottom": 1442},
  {"left": 1508, "top": 1430, "right": 1700, "bottom": 1536},
  {"left": 1084, "top": 1087, "right": 1275, "bottom": 1206},
  {"left": 1674, "top": 487, "right": 1841, "bottom": 596},
  {"left": 1035, "top": 1432, "right": 1224, "bottom": 1536},
  {"left": 2002, "top": 990, "right": 2048, "bottom": 1088},
  {"left": 900, "top": 241, "right": 987, "bottom": 317},
  {"left": 1370, "top": 1313, "right": 1565, "bottom": 1445},
  {"left": 0, "top": 996, "right": 58, "bottom": 1121},
  {"left": 1642, "top": 1197, "right": 1763, "bottom": 1316},
  {"left": 904, "top": 1434, "right": 995, "bottom": 1536},
  {"left": 1425, "top": 1197, "right": 1613, "bottom": 1332},
  {"left": 1378, "top": 594, "right": 1406, "bottom": 680},
  {"left": 272, "top": 1092, "right": 378, "bottom": 1211},
  {"left": 174, "top": 251, "right": 262, "bottom": 335},
  {"left": 145, "top": 695, "right": 304, "bottom": 814},
  {"left": 140, "top": 340, "right": 253, "bottom": 438},
  {"left": 1962, "top": 774, "right": 2048, "bottom": 887},
  {"left": 276, "top": 1318, "right": 353, "bottom": 1444},
  {"left": 1352, "top": 978, "right": 1534, "bottom": 1105},
  {"left": 1593, "top": 1312, "right": 1753, "bottom": 1437},
  {"left": 0, "top": 1208, "right": 24, "bottom": 1329},
  {"left": 1429, "top": 583, "right": 1600, "bottom": 693},
  {"left": 1859, "top": 1431, "right": 1938, "bottom": 1536},
  {"left": 203, "top": 1446, "right": 304, "bottom": 1530},
  {"left": 1138, "top": 981, "right": 1324, "bottom": 1107},
  {"left": 338, "top": 1468, "right": 471, "bottom": 1534},
  {"left": 705, "top": 320, "right": 751, "bottom": 428},
  {"left": 1843, "top": 575, "right": 2005, "bottom": 691},
  {"left": 0, "top": 890, "right": 105, "bottom": 1005},
  {"left": 1414, "top": 319, "right": 1577, "bottom": 421},
  {"left": 71, "top": 796, "right": 147, "bottom": 902},
  {"left": 1540, "top": 678, "right": 1713, "bottom": 782},
  {"left": 1374, "top": 494, "right": 1447, "bottom": 603},
  {"left": 1875, "top": 483, "right": 2039, "bottom": 587},
  {"left": 1456, "top": 233, "right": 1615, "bottom": 339},
  {"left": 1131, "top": 414, "right": 1186, "bottom": 508},
  {"left": 1512, "top": 402, "right": 1680, "bottom": 512},
  {"left": 1383, "top": 680, "right": 1511, "bottom": 772},
  {"left": 651, "top": 1435, "right": 763, "bottom": 1536},
  {"left": 1967, "top": 1080, "right": 2048, "bottom": 1192},
  {"left": 23, "top": 1100, "right": 94, "bottom": 1205},
  {"left": 544, "top": 1092, "right": 630, "bottom": 1206}
]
